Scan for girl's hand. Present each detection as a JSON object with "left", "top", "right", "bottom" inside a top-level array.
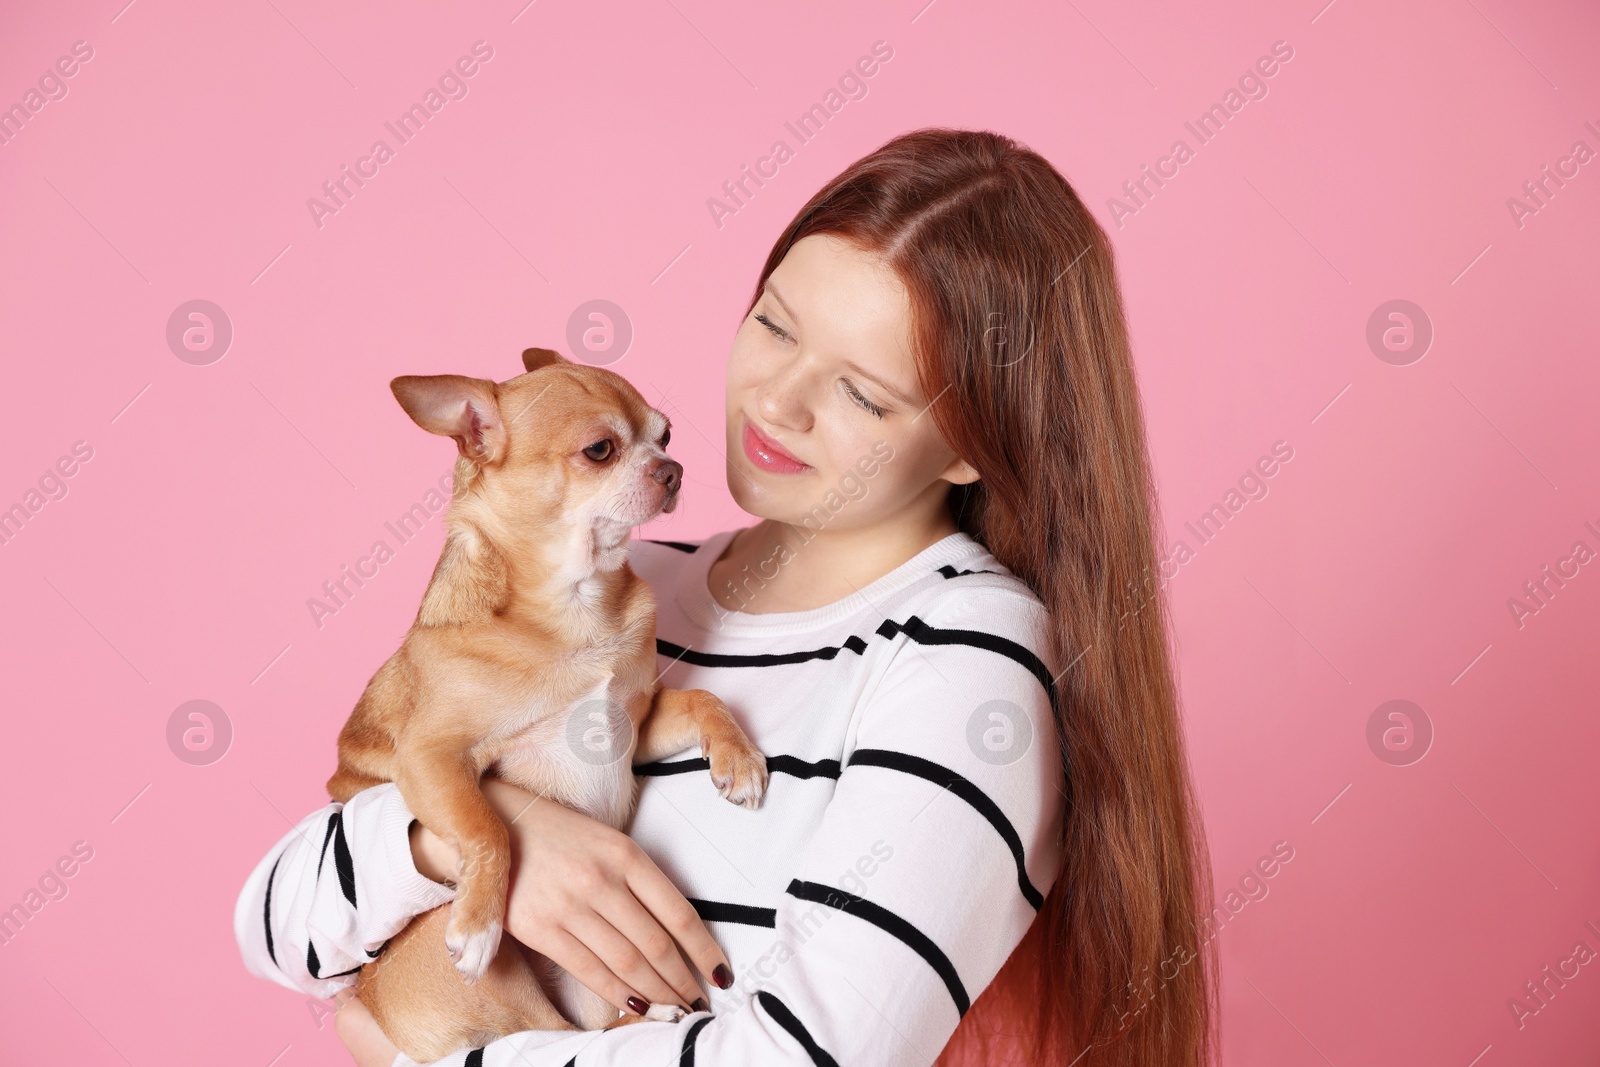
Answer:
[
  {"left": 334, "top": 991, "right": 402, "bottom": 1067},
  {"left": 410, "top": 777, "right": 728, "bottom": 1015}
]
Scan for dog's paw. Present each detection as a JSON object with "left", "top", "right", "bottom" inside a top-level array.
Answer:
[
  {"left": 644, "top": 1003, "right": 687, "bottom": 1023},
  {"left": 602, "top": 1003, "right": 687, "bottom": 1032},
  {"left": 703, "top": 735, "right": 768, "bottom": 810},
  {"left": 445, "top": 914, "right": 502, "bottom": 984}
]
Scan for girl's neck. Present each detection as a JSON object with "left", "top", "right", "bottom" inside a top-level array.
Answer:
[{"left": 707, "top": 508, "right": 960, "bottom": 615}]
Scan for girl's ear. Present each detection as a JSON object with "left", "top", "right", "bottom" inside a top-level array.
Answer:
[{"left": 941, "top": 456, "right": 981, "bottom": 486}]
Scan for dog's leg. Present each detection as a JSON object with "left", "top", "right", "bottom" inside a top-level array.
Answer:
[
  {"left": 637, "top": 688, "right": 768, "bottom": 809},
  {"left": 328, "top": 666, "right": 404, "bottom": 802},
  {"left": 326, "top": 764, "right": 387, "bottom": 805},
  {"left": 358, "top": 906, "right": 576, "bottom": 1062},
  {"left": 393, "top": 742, "right": 510, "bottom": 983}
]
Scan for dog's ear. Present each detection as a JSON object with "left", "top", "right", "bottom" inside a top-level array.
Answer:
[
  {"left": 390, "top": 375, "right": 507, "bottom": 464},
  {"left": 521, "top": 347, "right": 567, "bottom": 373}
]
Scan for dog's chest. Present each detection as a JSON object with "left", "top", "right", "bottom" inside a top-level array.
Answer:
[{"left": 488, "top": 673, "right": 640, "bottom": 830}]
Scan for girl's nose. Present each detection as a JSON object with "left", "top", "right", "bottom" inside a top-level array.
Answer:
[{"left": 755, "top": 357, "right": 814, "bottom": 432}]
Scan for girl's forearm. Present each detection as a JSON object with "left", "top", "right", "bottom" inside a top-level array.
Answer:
[
  {"left": 407, "top": 778, "right": 533, "bottom": 884},
  {"left": 236, "top": 785, "right": 458, "bottom": 999}
]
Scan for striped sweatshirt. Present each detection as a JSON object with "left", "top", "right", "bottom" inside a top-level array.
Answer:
[{"left": 235, "top": 527, "right": 1066, "bottom": 1067}]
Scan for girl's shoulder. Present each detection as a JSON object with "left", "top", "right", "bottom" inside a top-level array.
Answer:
[
  {"left": 891, "top": 541, "right": 1055, "bottom": 659},
  {"left": 915, "top": 546, "right": 1044, "bottom": 610}
]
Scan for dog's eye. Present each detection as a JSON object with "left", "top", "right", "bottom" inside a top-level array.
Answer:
[
  {"left": 659, "top": 426, "right": 671, "bottom": 449},
  {"left": 583, "top": 439, "right": 614, "bottom": 462}
]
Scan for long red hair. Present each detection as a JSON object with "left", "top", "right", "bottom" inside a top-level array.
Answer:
[{"left": 741, "top": 128, "right": 1218, "bottom": 1066}]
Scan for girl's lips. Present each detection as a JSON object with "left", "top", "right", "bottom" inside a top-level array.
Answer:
[{"left": 742, "top": 417, "right": 811, "bottom": 474}]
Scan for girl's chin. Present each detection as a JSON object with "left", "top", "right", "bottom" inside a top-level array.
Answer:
[{"left": 728, "top": 484, "right": 815, "bottom": 526}]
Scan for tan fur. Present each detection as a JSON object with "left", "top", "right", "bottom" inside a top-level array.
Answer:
[{"left": 328, "top": 348, "right": 767, "bottom": 1062}]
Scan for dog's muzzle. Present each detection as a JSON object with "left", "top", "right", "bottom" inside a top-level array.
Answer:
[{"left": 653, "top": 459, "right": 683, "bottom": 514}]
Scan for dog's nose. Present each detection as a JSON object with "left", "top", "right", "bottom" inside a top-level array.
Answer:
[{"left": 652, "top": 459, "right": 682, "bottom": 495}]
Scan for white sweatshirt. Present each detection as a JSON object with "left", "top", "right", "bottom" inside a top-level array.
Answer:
[{"left": 235, "top": 527, "right": 1066, "bottom": 1067}]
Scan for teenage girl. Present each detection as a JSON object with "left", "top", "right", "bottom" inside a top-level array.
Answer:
[{"left": 236, "top": 126, "right": 1216, "bottom": 1067}]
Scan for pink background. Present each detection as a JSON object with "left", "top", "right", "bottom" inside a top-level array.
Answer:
[{"left": 2, "top": 0, "right": 1597, "bottom": 1064}]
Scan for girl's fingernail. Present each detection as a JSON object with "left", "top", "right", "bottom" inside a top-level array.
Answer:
[
  {"left": 712, "top": 964, "right": 733, "bottom": 989},
  {"left": 692, "top": 998, "right": 709, "bottom": 1012},
  {"left": 626, "top": 996, "right": 648, "bottom": 1014}
]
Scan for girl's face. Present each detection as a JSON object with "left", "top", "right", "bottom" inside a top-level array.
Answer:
[{"left": 723, "top": 233, "right": 978, "bottom": 533}]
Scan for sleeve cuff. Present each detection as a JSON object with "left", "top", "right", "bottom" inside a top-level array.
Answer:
[{"left": 349, "top": 783, "right": 457, "bottom": 950}]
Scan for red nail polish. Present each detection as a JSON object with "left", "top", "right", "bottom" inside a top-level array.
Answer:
[
  {"left": 626, "top": 996, "right": 648, "bottom": 1014},
  {"left": 712, "top": 964, "right": 733, "bottom": 989}
]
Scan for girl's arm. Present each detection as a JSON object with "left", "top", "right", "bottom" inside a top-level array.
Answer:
[
  {"left": 393, "top": 587, "right": 1066, "bottom": 1067},
  {"left": 234, "top": 781, "right": 458, "bottom": 999},
  {"left": 236, "top": 781, "right": 736, "bottom": 1012}
]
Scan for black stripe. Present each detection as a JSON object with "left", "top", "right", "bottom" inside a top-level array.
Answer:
[
  {"left": 688, "top": 898, "right": 777, "bottom": 928},
  {"left": 767, "top": 755, "right": 842, "bottom": 780},
  {"left": 937, "top": 564, "right": 999, "bottom": 579},
  {"left": 330, "top": 810, "right": 357, "bottom": 907},
  {"left": 678, "top": 1014, "right": 713, "bottom": 1066},
  {"left": 657, "top": 616, "right": 1056, "bottom": 715},
  {"left": 463, "top": 1049, "right": 484, "bottom": 1067},
  {"left": 635, "top": 754, "right": 841, "bottom": 781},
  {"left": 755, "top": 991, "right": 840, "bottom": 1067},
  {"left": 787, "top": 879, "right": 970, "bottom": 1016},
  {"left": 656, "top": 635, "right": 869, "bottom": 669},
  {"left": 644, "top": 539, "right": 701, "bottom": 553},
  {"left": 877, "top": 615, "right": 1058, "bottom": 714},
  {"left": 263, "top": 852, "right": 283, "bottom": 968},
  {"left": 634, "top": 757, "right": 710, "bottom": 777},
  {"left": 847, "top": 748, "right": 1043, "bottom": 911},
  {"left": 306, "top": 939, "right": 362, "bottom": 980},
  {"left": 316, "top": 812, "right": 338, "bottom": 878}
]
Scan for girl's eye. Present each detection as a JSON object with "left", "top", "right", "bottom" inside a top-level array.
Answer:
[
  {"left": 753, "top": 310, "right": 885, "bottom": 418},
  {"left": 583, "top": 439, "right": 614, "bottom": 461},
  {"left": 754, "top": 312, "right": 790, "bottom": 341},
  {"left": 842, "top": 380, "right": 886, "bottom": 419}
]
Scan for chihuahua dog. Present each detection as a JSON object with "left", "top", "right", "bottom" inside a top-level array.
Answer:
[{"left": 326, "top": 347, "right": 767, "bottom": 1061}]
